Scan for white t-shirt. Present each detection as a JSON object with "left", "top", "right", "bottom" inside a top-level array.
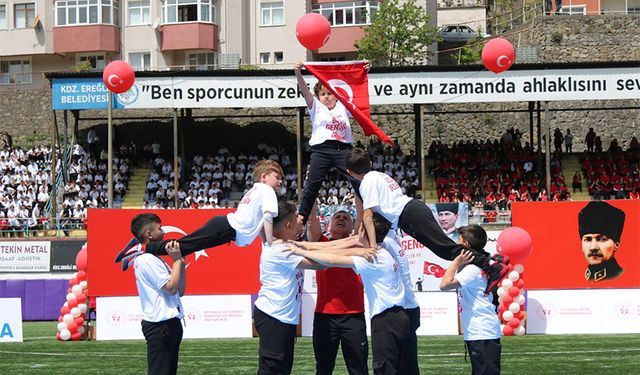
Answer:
[
  {"left": 254, "top": 243, "right": 305, "bottom": 325},
  {"left": 352, "top": 247, "right": 405, "bottom": 318},
  {"left": 308, "top": 98, "right": 354, "bottom": 146},
  {"left": 456, "top": 265, "right": 501, "bottom": 341},
  {"left": 134, "top": 253, "right": 184, "bottom": 323},
  {"left": 384, "top": 232, "right": 419, "bottom": 309},
  {"left": 227, "top": 182, "right": 278, "bottom": 246},
  {"left": 360, "top": 171, "right": 412, "bottom": 229}
]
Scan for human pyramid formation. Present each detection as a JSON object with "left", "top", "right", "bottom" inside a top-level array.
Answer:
[{"left": 115, "top": 62, "right": 510, "bottom": 375}]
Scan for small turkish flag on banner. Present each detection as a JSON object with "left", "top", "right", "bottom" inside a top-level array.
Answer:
[
  {"left": 304, "top": 61, "right": 393, "bottom": 145},
  {"left": 424, "top": 261, "right": 447, "bottom": 278}
]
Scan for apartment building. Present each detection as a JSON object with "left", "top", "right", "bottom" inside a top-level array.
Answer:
[
  {"left": 554, "top": 0, "right": 640, "bottom": 14},
  {"left": 0, "top": 0, "right": 400, "bottom": 91}
]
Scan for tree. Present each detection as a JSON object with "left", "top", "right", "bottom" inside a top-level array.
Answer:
[{"left": 356, "top": 0, "right": 439, "bottom": 67}]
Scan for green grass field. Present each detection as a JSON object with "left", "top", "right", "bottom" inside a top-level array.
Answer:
[{"left": 0, "top": 322, "right": 638, "bottom": 374}]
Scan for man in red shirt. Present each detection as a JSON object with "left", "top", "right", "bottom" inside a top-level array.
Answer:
[{"left": 307, "top": 204, "right": 368, "bottom": 375}]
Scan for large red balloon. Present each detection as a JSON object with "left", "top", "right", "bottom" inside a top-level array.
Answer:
[
  {"left": 481, "top": 37, "right": 515, "bottom": 73},
  {"left": 77, "top": 270, "right": 87, "bottom": 281},
  {"left": 76, "top": 243, "right": 88, "bottom": 272},
  {"left": 497, "top": 226, "right": 532, "bottom": 264},
  {"left": 103, "top": 60, "right": 135, "bottom": 94},
  {"left": 296, "top": 13, "right": 331, "bottom": 50}
]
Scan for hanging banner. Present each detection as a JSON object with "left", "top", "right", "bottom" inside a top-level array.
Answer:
[
  {"left": 0, "top": 298, "right": 23, "bottom": 342},
  {"left": 50, "top": 240, "right": 85, "bottom": 272},
  {"left": 52, "top": 66, "right": 640, "bottom": 110}
]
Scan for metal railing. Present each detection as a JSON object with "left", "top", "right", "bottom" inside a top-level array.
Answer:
[{"left": 0, "top": 217, "right": 87, "bottom": 239}]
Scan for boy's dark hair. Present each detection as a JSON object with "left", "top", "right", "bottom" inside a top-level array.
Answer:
[
  {"left": 457, "top": 224, "right": 487, "bottom": 252},
  {"left": 130, "top": 213, "right": 161, "bottom": 242},
  {"left": 273, "top": 200, "right": 297, "bottom": 229},
  {"left": 372, "top": 213, "right": 392, "bottom": 244},
  {"left": 313, "top": 81, "right": 325, "bottom": 97},
  {"left": 345, "top": 147, "right": 371, "bottom": 175}
]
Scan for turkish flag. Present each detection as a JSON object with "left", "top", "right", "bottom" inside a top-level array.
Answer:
[
  {"left": 304, "top": 61, "right": 393, "bottom": 145},
  {"left": 424, "top": 261, "right": 447, "bottom": 278}
]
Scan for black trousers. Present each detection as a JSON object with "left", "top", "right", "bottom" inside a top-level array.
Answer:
[
  {"left": 141, "top": 318, "right": 183, "bottom": 375},
  {"left": 398, "top": 199, "right": 490, "bottom": 269},
  {"left": 402, "top": 307, "right": 421, "bottom": 375},
  {"left": 371, "top": 306, "right": 410, "bottom": 375},
  {"left": 146, "top": 216, "right": 236, "bottom": 257},
  {"left": 313, "top": 312, "right": 368, "bottom": 375},
  {"left": 298, "top": 141, "right": 360, "bottom": 220},
  {"left": 254, "top": 307, "right": 297, "bottom": 375},
  {"left": 466, "top": 339, "right": 501, "bottom": 375}
]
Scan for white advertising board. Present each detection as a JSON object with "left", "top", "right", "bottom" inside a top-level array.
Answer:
[
  {"left": 0, "top": 241, "right": 51, "bottom": 272},
  {"left": 527, "top": 289, "right": 640, "bottom": 334},
  {"left": 0, "top": 298, "right": 23, "bottom": 342},
  {"left": 96, "top": 295, "right": 253, "bottom": 340}
]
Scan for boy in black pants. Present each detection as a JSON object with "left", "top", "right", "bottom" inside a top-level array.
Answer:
[{"left": 345, "top": 147, "right": 509, "bottom": 294}]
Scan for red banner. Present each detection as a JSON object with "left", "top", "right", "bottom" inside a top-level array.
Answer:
[
  {"left": 512, "top": 200, "right": 640, "bottom": 289},
  {"left": 304, "top": 61, "right": 393, "bottom": 145},
  {"left": 87, "top": 209, "right": 261, "bottom": 296}
]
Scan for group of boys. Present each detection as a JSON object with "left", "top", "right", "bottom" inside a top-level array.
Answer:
[{"left": 119, "top": 149, "right": 507, "bottom": 375}]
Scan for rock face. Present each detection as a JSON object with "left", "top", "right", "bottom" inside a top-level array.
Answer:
[{"left": 1, "top": 16, "right": 638, "bottom": 151}]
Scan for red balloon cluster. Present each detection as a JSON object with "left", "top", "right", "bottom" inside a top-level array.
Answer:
[
  {"left": 481, "top": 37, "right": 515, "bottom": 74},
  {"left": 102, "top": 60, "right": 135, "bottom": 94},
  {"left": 55, "top": 270, "right": 90, "bottom": 341},
  {"left": 296, "top": 13, "right": 331, "bottom": 50},
  {"left": 495, "top": 227, "right": 532, "bottom": 337}
]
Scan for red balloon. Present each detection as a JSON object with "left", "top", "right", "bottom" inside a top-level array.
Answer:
[
  {"left": 76, "top": 244, "right": 88, "bottom": 272},
  {"left": 58, "top": 315, "right": 64, "bottom": 322},
  {"left": 60, "top": 305, "right": 70, "bottom": 315},
  {"left": 514, "top": 311, "right": 525, "bottom": 321},
  {"left": 69, "top": 277, "right": 78, "bottom": 286},
  {"left": 56, "top": 332, "right": 62, "bottom": 341},
  {"left": 74, "top": 316, "right": 85, "bottom": 327},
  {"left": 515, "top": 279, "right": 525, "bottom": 289},
  {"left": 76, "top": 292, "right": 87, "bottom": 304},
  {"left": 103, "top": 60, "right": 135, "bottom": 94},
  {"left": 71, "top": 332, "right": 83, "bottom": 341},
  {"left": 68, "top": 299, "right": 78, "bottom": 308},
  {"left": 502, "top": 294, "right": 514, "bottom": 306},
  {"left": 508, "top": 318, "right": 521, "bottom": 328},
  {"left": 496, "top": 227, "right": 533, "bottom": 264},
  {"left": 66, "top": 321, "right": 78, "bottom": 333},
  {"left": 77, "top": 270, "right": 87, "bottom": 281},
  {"left": 481, "top": 37, "right": 515, "bottom": 73},
  {"left": 502, "top": 325, "right": 514, "bottom": 336},
  {"left": 508, "top": 286, "right": 521, "bottom": 297},
  {"left": 296, "top": 13, "right": 331, "bottom": 50}
]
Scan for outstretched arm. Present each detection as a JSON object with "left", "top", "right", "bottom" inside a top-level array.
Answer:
[
  {"left": 292, "top": 247, "right": 354, "bottom": 268},
  {"left": 439, "top": 250, "right": 474, "bottom": 291},
  {"left": 294, "top": 62, "right": 314, "bottom": 109}
]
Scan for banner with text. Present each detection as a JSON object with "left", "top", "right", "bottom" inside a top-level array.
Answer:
[
  {"left": 88, "top": 209, "right": 262, "bottom": 296},
  {"left": 527, "top": 289, "right": 640, "bottom": 334},
  {"left": 52, "top": 67, "right": 640, "bottom": 110},
  {"left": 0, "top": 241, "right": 51, "bottom": 272},
  {"left": 512, "top": 200, "right": 640, "bottom": 289},
  {"left": 96, "top": 295, "right": 253, "bottom": 340},
  {"left": 50, "top": 240, "right": 85, "bottom": 273}
]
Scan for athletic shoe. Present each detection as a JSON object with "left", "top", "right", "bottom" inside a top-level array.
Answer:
[
  {"left": 115, "top": 237, "right": 145, "bottom": 271},
  {"left": 484, "top": 255, "right": 510, "bottom": 295}
]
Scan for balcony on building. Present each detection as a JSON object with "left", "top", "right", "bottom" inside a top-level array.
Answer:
[
  {"left": 159, "top": 0, "right": 218, "bottom": 52},
  {"left": 53, "top": 0, "right": 120, "bottom": 54},
  {"left": 312, "top": 0, "right": 378, "bottom": 55}
]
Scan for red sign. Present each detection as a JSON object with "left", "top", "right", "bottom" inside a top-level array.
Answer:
[
  {"left": 512, "top": 200, "right": 640, "bottom": 289},
  {"left": 87, "top": 209, "right": 261, "bottom": 296}
]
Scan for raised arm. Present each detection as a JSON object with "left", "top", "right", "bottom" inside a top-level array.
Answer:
[
  {"left": 161, "top": 241, "right": 186, "bottom": 296},
  {"left": 307, "top": 202, "right": 322, "bottom": 242},
  {"left": 294, "top": 62, "right": 314, "bottom": 109},
  {"left": 439, "top": 250, "right": 474, "bottom": 291},
  {"left": 362, "top": 208, "right": 377, "bottom": 250}
]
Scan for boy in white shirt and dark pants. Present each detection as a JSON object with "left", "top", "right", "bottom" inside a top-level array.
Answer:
[
  {"left": 130, "top": 213, "right": 186, "bottom": 375},
  {"left": 440, "top": 225, "right": 502, "bottom": 375}
]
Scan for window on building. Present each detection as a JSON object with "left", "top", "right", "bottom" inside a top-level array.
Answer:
[
  {"left": 274, "top": 51, "right": 283, "bottom": 64},
  {"left": 313, "top": 1, "right": 379, "bottom": 26},
  {"left": 259, "top": 52, "right": 270, "bottom": 64},
  {"left": 78, "top": 54, "right": 106, "bottom": 69},
  {"left": 0, "top": 5, "right": 7, "bottom": 29},
  {"left": 128, "top": 0, "right": 150, "bottom": 25},
  {"left": 56, "top": 0, "right": 118, "bottom": 26},
  {"left": 320, "top": 56, "right": 346, "bottom": 62},
  {"left": 129, "top": 52, "right": 151, "bottom": 70},
  {"left": 14, "top": 3, "right": 35, "bottom": 29},
  {"left": 163, "top": 0, "right": 213, "bottom": 23},
  {"left": 260, "top": 1, "right": 283, "bottom": 26},
  {"left": 188, "top": 52, "right": 214, "bottom": 70},
  {"left": 0, "top": 59, "right": 32, "bottom": 85}
]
